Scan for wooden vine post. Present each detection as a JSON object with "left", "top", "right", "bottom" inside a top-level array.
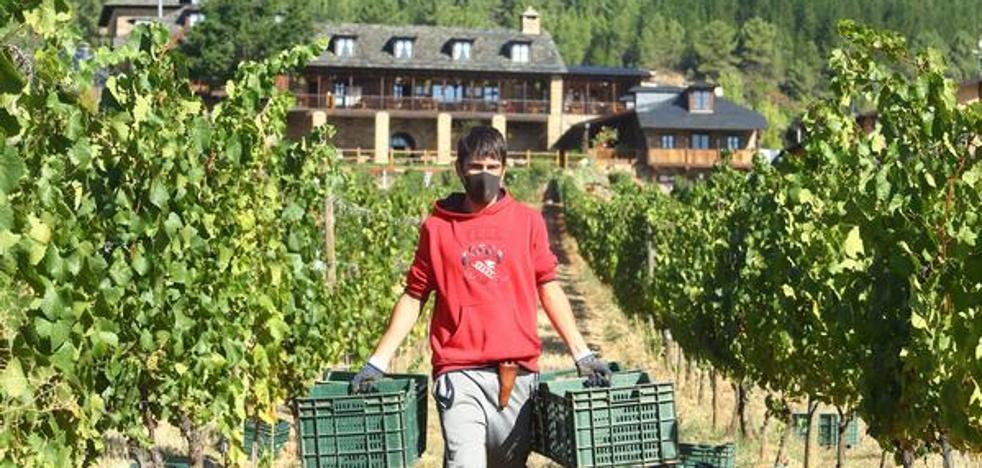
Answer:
[{"left": 324, "top": 194, "right": 337, "bottom": 288}]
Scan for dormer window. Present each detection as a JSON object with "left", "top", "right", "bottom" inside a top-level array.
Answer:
[
  {"left": 394, "top": 38, "right": 414, "bottom": 59},
  {"left": 511, "top": 42, "right": 530, "bottom": 63},
  {"left": 691, "top": 89, "right": 712, "bottom": 111},
  {"left": 334, "top": 36, "right": 355, "bottom": 57},
  {"left": 452, "top": 41, "right": 472, "bottom": 61}
]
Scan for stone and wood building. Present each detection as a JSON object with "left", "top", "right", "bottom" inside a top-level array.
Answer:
[
  {"left": 97, "top": 4, "right": 772, "bottom": 173},
  {"left": 553, "top": 83, "right": 768, "bottom": 178},
  {"left": 287, "top": 8, "right": 650, "bottom": 164},
  {"left": 98, "top": 0, "right": 203, "bottom": 46}
]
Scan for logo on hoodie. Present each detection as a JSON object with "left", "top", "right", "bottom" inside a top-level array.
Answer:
[{"left": 461, "top": 243, "right": 508, "bottom": 284}]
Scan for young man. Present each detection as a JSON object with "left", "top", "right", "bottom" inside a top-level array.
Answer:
[{"left": 351, "top": 126, "right": 610, "bottom": 467}]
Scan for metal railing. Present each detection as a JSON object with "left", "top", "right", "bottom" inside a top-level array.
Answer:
[
  {"left": 562, "top": 101, "right": 626, "bottom": 115},
  {"left": 294, "top": 94, "right": 551, "bottom": 114},
  {"left": 333, "top": 148, "right": 590, "bottom": 168}
]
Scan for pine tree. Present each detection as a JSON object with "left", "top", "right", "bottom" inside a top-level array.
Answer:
[
  {"left": 180, "top": 0, "right": 315, "bottom": 88},
  {"left": 431, "top": 0, "right": 496, "bottom": 28},
  {"left": 638, "top": 13, "right": 686, "bottom": 70},
  {"left": 548, "top": 10, "right": 593, "bottom": 66},
  {"left": 357, "top": 0, "right": 408, "bottom": 24},
  {"left": 692, "top": 20, "right": 739, "bottom": 80},
  {"left": 739, "top": 17, "right": 780, "bottom": 80},
  {"left": 947, "top": 30, "right": 980, "bottom": 82}
]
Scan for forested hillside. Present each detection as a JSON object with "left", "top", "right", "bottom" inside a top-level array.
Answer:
[{"left": 71, "top": 0, "right": 981, "bottom": 146}]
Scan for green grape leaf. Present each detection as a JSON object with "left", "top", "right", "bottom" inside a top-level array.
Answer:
[
  {"left": 843, "top": 226, "right": 864, "bottom": 258},
  {"left": 0, "top": 358, "right": 31, "bottom": 400},
  {"left": 149, "top": 181, "right": 169, "bottom": 209},
  {"left": 0, "top": 49, "right": 25, "bottom": 94},
  {"left": 910, "top": 312, "right": 927, "bottom": 330},
  {"left": 0, "top": 147, "right": 25, "bottom": 195}
]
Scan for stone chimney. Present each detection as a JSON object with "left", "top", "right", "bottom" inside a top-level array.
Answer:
[{"left": 521, "top": 7, "right": 541, "bottom": 35}]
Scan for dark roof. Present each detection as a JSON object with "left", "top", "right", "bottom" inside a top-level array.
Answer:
[
  {"left": 565, "top": 65, "right": 650, "bottom": 78},
  {"left": 687, "top": 81, "right": 716, "bottom": 89},
  {"left": 103, "top": 0, "right": 185, "bottom": 5},
  {"left": 637, "top": 94, "right": 767, "bottom": 131},
  {"left": 98, "top": 0, "right": 190, "bottom": 26},
  {"left": 308, "top": 22, "right": 566, "bottom": 75},
  {"left": 628, "top": 85, "right": 685, "bottom": 93}
]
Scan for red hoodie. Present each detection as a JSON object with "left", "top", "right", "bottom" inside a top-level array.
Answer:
[{"left": 404, "top": 189, "right": 558, "bottom": 376}]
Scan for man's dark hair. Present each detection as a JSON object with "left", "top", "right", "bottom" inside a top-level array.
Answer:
[{"left": 456, "top": 126, "right": 507, "bottom": 166}]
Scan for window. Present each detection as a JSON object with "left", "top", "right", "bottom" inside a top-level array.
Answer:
[
  {"left": 482, "top": 85, "right": 500, "bottom": 102},
  {"left": 390, "top": 133, "right": 415, "bottom": 150},
  {"left": 394, "top": 38, "right": 413, "bottom": 59},
  {"left": 725, "top": 135, "right": 741, "bottom": 150},
  {"left": 335, "top": 37, "right": 355, "bottom": 57},
  {"left": 660, "top": 135, "right": 676, "bottom": 149},
  {"left": 452, "top": 41, "right": 472, "bottom": 61},
  {"left": 334, "top": 82, "right": 362, "bottom": 107},
  {"left": 691, "top": 133, "right": 710, "bottom": 149},
  {"left": 433, "top": 83, "right": 464, "bottom": 103},
  {"left": 692, "top": 90, "right": 712, "bottom": 111},
  {"left": 392, "top": 83, "right": 406, "bottom": 98},
  {"left": 511, "top": 43, "right": 530, "bottom": 63}
]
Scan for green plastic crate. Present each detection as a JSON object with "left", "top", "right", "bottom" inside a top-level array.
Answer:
[
  {"left": 679, "top": 442, "right": 735, "bottom": 468},
  {"left": 164, "top": 457, "right": 190, "bottom": 468},
  {"left": 129, "top": 456, "right": 191, "bottom": 468},
  {"left": 533, "top": 370, "right": 679, "bottom": 467},
  {"left": 296, "top": 370, "right": 428, "bottom": 468},
  {"left": 792, "top": 413, "right": 860, "bottom": 448},
  {"left": 243, "top": 419, "right": 290, "bottom": 458}
]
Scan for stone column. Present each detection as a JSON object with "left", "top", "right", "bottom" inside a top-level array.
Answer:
[
  {"left": 491, "top": 114, "right": 507, "bottom": 141},
  {"left": 546, "top": 75, "right": 564, "bottom": 148},
  {"left": 374, "top": 111, "right": 390, "bottom": 164},
  {"left": 437, "top": 112, "right": 453, "bottom": 164}
]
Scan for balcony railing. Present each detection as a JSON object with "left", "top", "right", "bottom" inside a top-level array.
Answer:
[
  {"left": 647, "top": 148, "right": 755, "bottom": 168},
  {"left": 293, "top": 94, "right": 550, "bottom": 114},
  {"left": 562, "top": 101, "right": 626, "bottom": 115},
  {"left": 334, "top": 148, "right": 585, "bottom": 167}
]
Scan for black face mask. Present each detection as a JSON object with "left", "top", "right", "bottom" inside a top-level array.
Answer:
[{"left": 463, "top": 172, "right": 501, "bottom": 205}]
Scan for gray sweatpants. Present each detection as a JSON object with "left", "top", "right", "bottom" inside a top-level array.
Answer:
[{"left": 433, "top": 368, "right": 538, "bottom": 468}]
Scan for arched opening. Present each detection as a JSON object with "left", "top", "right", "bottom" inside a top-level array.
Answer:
[{"left": 390, "top": 132, "right": 416, "bottom": 151}]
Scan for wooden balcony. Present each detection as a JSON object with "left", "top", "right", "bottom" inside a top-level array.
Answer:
[
  {"left": 647, "top": 148, "right": 755, "bottom": 168},
  {"left": 293, "top": 94, "right": 550, "bottom": 115}
]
